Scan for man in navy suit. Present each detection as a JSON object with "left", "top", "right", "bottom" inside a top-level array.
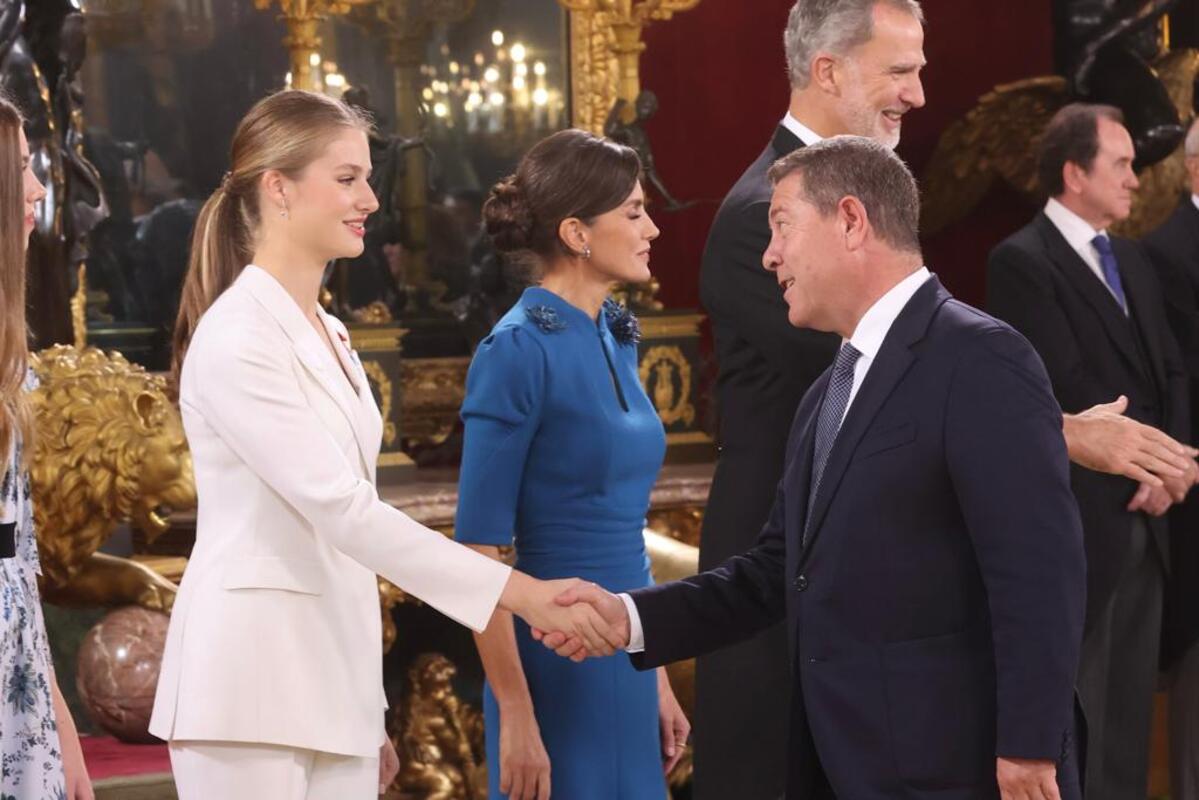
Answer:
[{"left": 542, "top": 137, "right": 1087, "bottom": 799}]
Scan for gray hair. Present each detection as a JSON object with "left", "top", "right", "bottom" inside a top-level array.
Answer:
[
  {"left": 1186, "top": 117, "right": 1199, "bottom": 158},
  {"left": 768, "top": 135, "right": 921, "bottom": 254},
  {"left": 784, "top": 0, "right": 925, "bottom": 89}
]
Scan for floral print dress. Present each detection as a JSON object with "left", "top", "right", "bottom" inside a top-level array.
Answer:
[{"left": 0, "top": 376, "right": 65, "bottom": 800}]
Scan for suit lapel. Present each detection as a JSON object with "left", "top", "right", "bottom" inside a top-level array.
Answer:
[
  {"left": 238, "top": 267, "right": 375, "bottom": 476},
  {"left": 786, "top": 376, "right": 825, "bottom": 544},
  {"left": 798, "top": 278, "right": 947, "bottom": 564},
  {"left": 771, "top": 125, "right": 804, "bottom": 159},
  {"left": 1035, "top": 214, "right": 1144, "bottom": 375}
]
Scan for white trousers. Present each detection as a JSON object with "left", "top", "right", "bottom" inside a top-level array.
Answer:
[{"left": 169, "top": 741, "right": 379, "bottom": 800}]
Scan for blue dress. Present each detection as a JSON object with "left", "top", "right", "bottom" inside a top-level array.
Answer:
[{"left": 456, "top": 287, "right": 668, "bottom": 800}]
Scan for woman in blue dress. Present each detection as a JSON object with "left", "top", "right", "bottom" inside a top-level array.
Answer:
[
  {"left": 0, "top": 97, "right": 93, "bottom": 799},
  {"left": 455, "top": 129, "right": 690, "bottom": 800}
]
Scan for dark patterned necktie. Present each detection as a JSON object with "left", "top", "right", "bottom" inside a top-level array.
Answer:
[
  {"left": 804, "top": 342, "right": 862, "bottom": 545},
  {"left": 1091, "top": 234, "right": 1127, "bottom": 312}
]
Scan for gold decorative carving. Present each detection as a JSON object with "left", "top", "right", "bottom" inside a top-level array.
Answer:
[
  {"left": 610, "top": 276, "right": 664, "bottom": 312},
  {"left": 567, "top": 12, "right": 620, "bottom": 134},
  {"left": 350, "top": 301, "right": 394, "bottom": 325},
  {"left": 253, "top": 0, "right": 376, "bottom": 91},
  {"left": 392, "top": 653, "right": 486, "bottom": 799},
  {"left": 378, "top": 451, "right": 416, "bottom": 467},
  {"left": 639, "top": 312, "right": 703, "bottom": 340},
  {"left": 29, "top": 346, "right": 195, "bottom": 612},
  {"left": 639, "top": 345, "right": 695, "bottom": 427},
  {"left": 401, "top": 356, "right": 470, "bottom": 447},
  {"left": 361, "top": 359, "right": 398, "bottom": 447},
  {"left": 921, "top": 49, "right": 1199, "bottom": 238},
  {"left": 350, "top": 326, "right": 407, "bottom": 352},
  {"left": 560, "top": 0, "right": 701, "bottom": 128},
  {"left": 70, "top": 264, "right": 88, "bottom": 349},
  {"left": 379, "top": 577, "right": 411, "bottom": 654}
]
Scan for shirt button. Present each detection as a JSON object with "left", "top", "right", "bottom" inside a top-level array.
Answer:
[{"left": 793, "top": 575, "right": 809, "bottom": 592}]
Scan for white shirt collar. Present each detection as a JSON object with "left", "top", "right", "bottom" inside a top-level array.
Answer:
[
  {"left": 1044, "top": 198, "right": 1106, "bottom": 250},
  {"left": 1191, "top": 194, "right": 1199, "bottom": 213},
  {"left": 847, "top": 267, "right": 932, "bottom": 360},
  {"left": 781, "top": 113, "right": 823, "bottom": 147}
]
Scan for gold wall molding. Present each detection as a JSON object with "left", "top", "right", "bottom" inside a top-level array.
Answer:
[
  {"left": 640, "top": 312, "right": 703, "bottom": 339},
  {"left": 560, "top": 0, "right": 702, "bottom": 133},
  {"left": 361, "top": 359, "right": 399, "bottom": 446},
  {"left": 639, "top": 344, "right": 695, "bottom": 427}
]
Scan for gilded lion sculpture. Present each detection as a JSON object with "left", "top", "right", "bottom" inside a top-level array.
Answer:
[{"left": 28, "top": 345, "right": 195, "bottom": 611}]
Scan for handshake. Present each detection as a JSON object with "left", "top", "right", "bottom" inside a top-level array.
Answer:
[{"left": 502, "top": 573, "right": 632, "bottom": 661}]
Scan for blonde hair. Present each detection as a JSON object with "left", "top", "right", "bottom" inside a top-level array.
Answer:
[
  {"left": 0, "top": 96, "right": 32, "bottom": 464},
  {"left": 171, "top": 90, "right": 370, "bottom": 377}
]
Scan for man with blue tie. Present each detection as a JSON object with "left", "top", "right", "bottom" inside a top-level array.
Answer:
[
  {"left": 987, "top": 103, "right": 1193, "bottom": 800},
  {"left": 543, "top": 136, "right": 1088, "bottom": 799}
]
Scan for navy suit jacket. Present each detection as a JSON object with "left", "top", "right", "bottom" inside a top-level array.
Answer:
[{"left": 629, "top": 278, "right": 1087, "bottom": 799}]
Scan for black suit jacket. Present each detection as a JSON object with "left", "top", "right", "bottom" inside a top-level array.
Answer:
[
  {"left": 987, "top": 212, "right": 1188, "bottom": 628},
  {"left": 630, "top": 279, "right": 1086, "bottom": 799},
  {"left": 1144, "top": 195, "right": 1199, "bottom": 664},
  {"left": 699, "top": 125, "right": 838, "bottom": 564}
]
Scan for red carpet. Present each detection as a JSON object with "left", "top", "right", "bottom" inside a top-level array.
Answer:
[{"left": 81, "top": 736, "right": 172, "bottom": 780}]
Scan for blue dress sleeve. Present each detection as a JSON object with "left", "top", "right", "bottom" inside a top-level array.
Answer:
[{"left": 455, "top": 326, "right": 547, "bottom": 546}]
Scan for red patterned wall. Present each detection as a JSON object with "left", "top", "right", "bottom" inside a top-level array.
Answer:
[{"left": 638, "top": 1, "right": 1055, "bottom": 310}]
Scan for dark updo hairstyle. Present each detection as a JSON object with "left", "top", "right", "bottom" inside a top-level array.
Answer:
[{"left": 483, "top": 129, "right": 641, "bottom": 259}]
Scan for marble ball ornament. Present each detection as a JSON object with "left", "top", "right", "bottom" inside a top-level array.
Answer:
[{"left": 76, "top": 606, "right": 170, "bottom": 743}]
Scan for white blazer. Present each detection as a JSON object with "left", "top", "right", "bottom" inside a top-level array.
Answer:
[{"left": 149, "top": 265, "right": 511, "bottom": 757}]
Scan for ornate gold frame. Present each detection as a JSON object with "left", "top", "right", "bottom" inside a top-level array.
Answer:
[{"left": 560, "top": 1, "right": 701, "bottom": 133}]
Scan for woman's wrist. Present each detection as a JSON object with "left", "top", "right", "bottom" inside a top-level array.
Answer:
[
  {"left": 498, "top": 570, "right": 532, "bottom": 615},
  {"left": 497, "top": 694, "right": 537, "bottom": 720}
]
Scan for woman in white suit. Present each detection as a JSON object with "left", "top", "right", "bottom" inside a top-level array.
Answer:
[{"left": 148, "top": 90, "right": 619, "bottom": 800}]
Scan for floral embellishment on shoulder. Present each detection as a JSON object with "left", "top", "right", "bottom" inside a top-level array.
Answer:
[
  {"left": 525, "top": 305, "right": 567, "bottom": 333},
  {"left": 603, "top": 298, "right": 641, "bottom": 346}
]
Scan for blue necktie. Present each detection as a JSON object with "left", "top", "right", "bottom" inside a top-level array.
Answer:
[
  {"left": 1091, "top": 234, "right": 1127, "bottom": 312},
  {"left": 804, "top": 342, "right": 862, "bottom": 545}
]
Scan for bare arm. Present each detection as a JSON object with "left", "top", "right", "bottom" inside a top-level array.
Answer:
[
  {"left": 468, "top": 545, "right": 552, "bottom": 800},
  {"left": 51, "top": 670, "right": 94, "bottom": 800}
]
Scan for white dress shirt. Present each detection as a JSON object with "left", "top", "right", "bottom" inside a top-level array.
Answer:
[
  {"left": 1192, "top": 194, "right": 1199, "bottom": 213},
  {"left": 620, "top": 268, "right": 933, "bottom": 652},
  {"left": 1042, "top": 198, "right": 1126, "bottom": 312},
  {"left": 781, "top": 113, "right": 824, "bottom": 146}
]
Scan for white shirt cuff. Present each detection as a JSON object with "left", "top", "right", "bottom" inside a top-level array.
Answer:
[{"left": 618, "top": 592, "right": 646, "bottom": 653}]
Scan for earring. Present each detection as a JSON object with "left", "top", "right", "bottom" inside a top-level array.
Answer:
[{"left": 582, "top": 245, "right": 591, "bottom": 259}]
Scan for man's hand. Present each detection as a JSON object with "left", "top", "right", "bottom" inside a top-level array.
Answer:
[
  {"left": 996, "top": 757, "right": 1059, "bottom": 800},
  {"left": 500, "top": 573, "right": 626, "bottom": 657},
  {"left": 532, "top": 583, "right": 631, "bottom": 659},
  {"left": 1128, "top": 481, "right": 1174, "bottom": 516},
  {"left": 1162, "top": 459, "right": 1199, "bottom": 503},
  {"left": 1064, "top": 396, "right": 1198, "bottom": 486}
]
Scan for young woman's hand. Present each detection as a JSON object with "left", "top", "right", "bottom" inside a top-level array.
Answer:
[{"left": 379, "top": 735, "right": 400, "bottom": 794}]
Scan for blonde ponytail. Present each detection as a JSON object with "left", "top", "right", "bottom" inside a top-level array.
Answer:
[{"left": 170, "top": 89, "right": 370, "bottom": 381}]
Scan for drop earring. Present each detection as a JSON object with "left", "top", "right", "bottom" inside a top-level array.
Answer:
[{"left": 582, "top": 245, "right": 592, "bottom": 259}]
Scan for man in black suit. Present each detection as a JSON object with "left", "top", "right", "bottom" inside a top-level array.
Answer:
[
  {"left": 987, "top": 104, "right": 1193, "bottom": 800},
  {"left": 695, "top": 3, "right": 926, "bottom": 795},
  {"left": 546, "top": 136, "right": 1087, "bottom": 799},
  {"left": 1143, "top": 116, "right": 1199, "bottom": 800}
]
